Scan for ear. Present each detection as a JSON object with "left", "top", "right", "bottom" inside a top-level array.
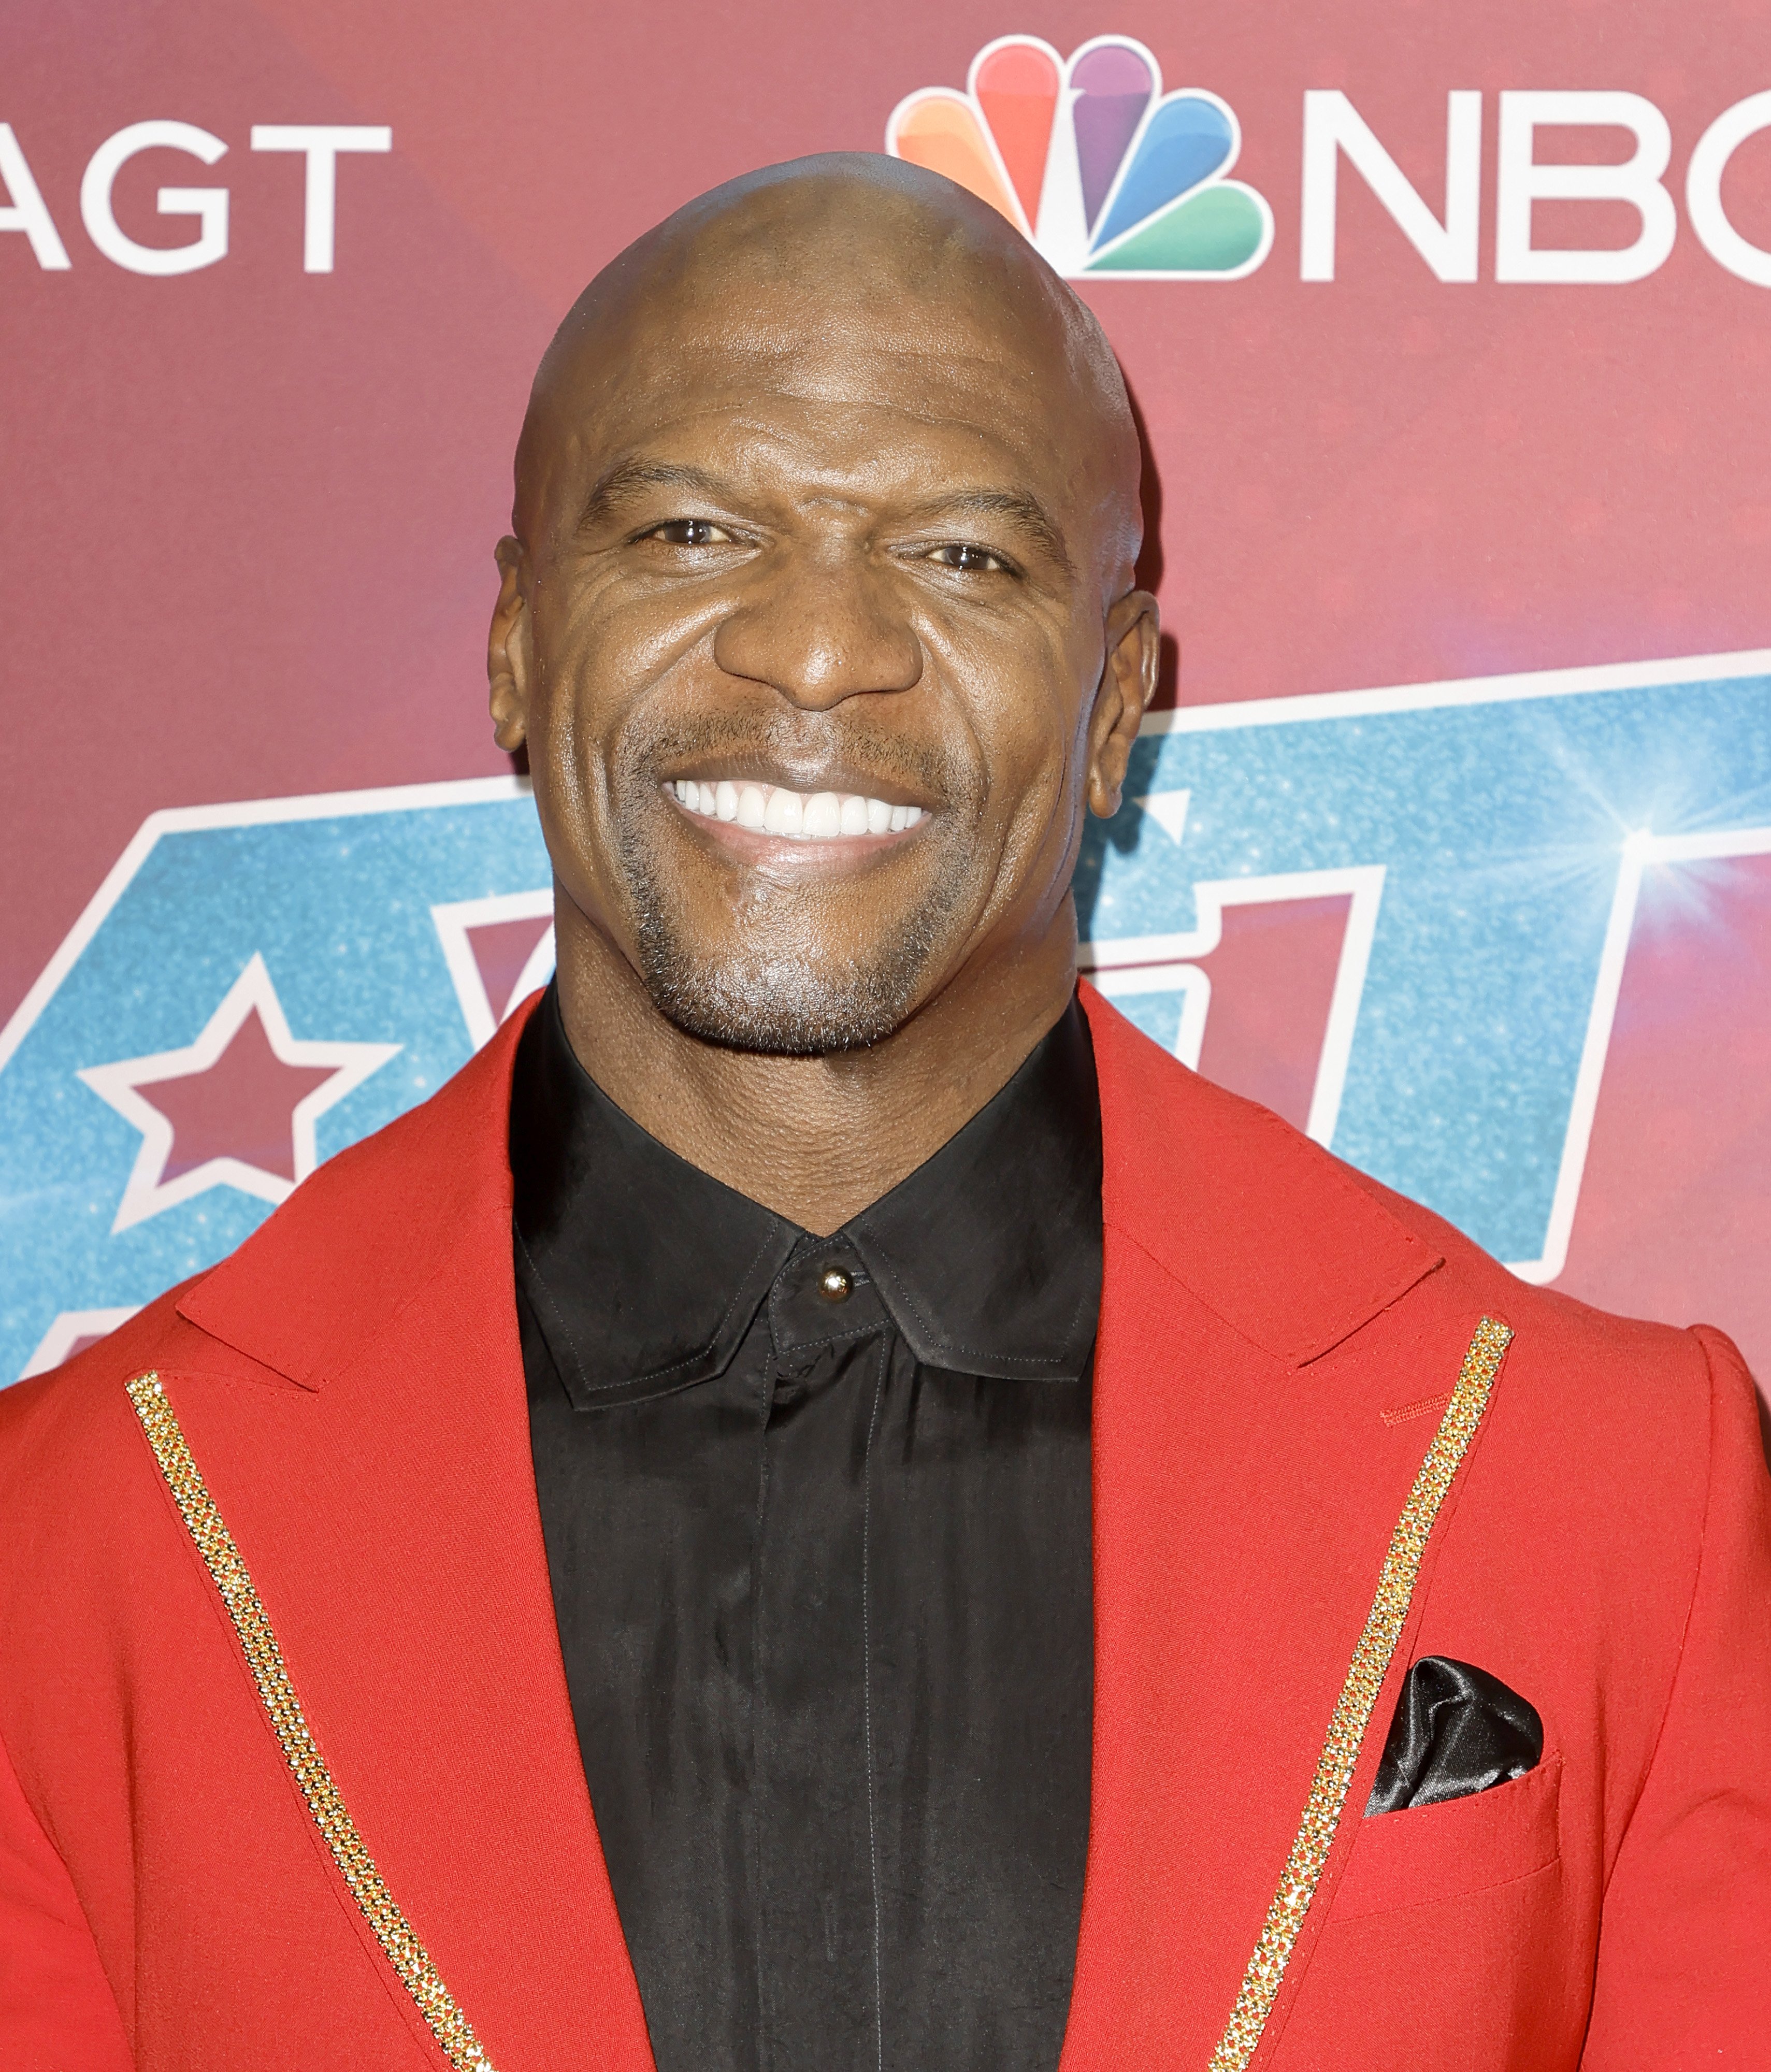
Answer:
[
  {"left": 488, "top": 536, "right": 534, "bottom": 753},
  {"left": 1085, "top": 589, "right": 1162, "bottom": 818}
]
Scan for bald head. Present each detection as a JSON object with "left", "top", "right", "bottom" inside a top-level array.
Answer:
[
  {"left": 514, "top": 153, "right": 1143, "bottom": 583},
  {"left": 487, "top": 150, "right": 1159, "bottom": 1089}
]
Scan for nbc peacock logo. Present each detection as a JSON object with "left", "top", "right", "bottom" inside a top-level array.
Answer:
[{"left": 886, "top": 34, "right": 1273, "bottom": 280}]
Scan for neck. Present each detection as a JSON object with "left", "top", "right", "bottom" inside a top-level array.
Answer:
[{"left": 550, "top": 898, "right": 1081, "bottom": 1235}]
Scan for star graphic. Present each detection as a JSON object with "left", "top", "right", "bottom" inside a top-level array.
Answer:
[{"left": 78, "top": 954, "right": 401, "bottom": 1233}]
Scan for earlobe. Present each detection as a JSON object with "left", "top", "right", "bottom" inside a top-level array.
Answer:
[
  {"left": 489, "top": 685, "right": 527, "bottom": 755},
  {"left": 1085, "top": 762, "right": 1120, "bottom": 819}
]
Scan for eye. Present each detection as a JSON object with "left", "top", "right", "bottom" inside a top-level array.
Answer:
[
  {"left": 926, "top": 541, "right": 1011, "bottom": 573},
  {"left": 644, "top": 518, "right": 737, "bottom": 546}
]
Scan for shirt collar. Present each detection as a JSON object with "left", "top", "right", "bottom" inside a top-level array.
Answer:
[{"left": 509, "top": 986, "right": 1102, "bottom": 1408}]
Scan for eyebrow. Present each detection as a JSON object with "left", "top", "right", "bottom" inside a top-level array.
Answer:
[
  {"left": 903, "top": 489, "right": 1074, "bottom": 575},
  {"left": 577, "top": 459, "right": 729, "bottom": 532}
]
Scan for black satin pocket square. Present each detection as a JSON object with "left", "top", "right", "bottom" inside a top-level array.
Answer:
[{"left": 1364, "top": 1656, "right": 1543, "bottom": 1817}]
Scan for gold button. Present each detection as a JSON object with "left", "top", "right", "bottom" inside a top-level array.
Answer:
[{"left": 818, "top": 1266, "right": 853, "bottom": 1302}]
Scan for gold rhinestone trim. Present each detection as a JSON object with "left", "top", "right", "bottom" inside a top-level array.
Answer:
[
  {"left": 126, "top": 1372, "right": 498, "bottom": 2072},
  {"left": 1206, "top": 1315, "right": 1513, "bottom": 2072}
]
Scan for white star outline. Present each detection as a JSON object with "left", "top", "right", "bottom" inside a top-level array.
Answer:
[{"left": 77, "top": 953, "right": 401, "bottom": 1233}]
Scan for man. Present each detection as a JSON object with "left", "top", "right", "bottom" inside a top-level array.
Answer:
[{"left": 1, "top": 155, "right": 1766, "bottom": 2072}]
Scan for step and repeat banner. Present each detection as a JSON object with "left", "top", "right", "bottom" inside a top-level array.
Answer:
[{"left": 3, "top": 3, "right": 1769, "bottom": 1393}]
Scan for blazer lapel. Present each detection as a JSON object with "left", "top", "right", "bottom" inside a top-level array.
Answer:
[
  {"left": 1064, "top": 987, "right": 1502, "bottom": 2071},
  {"left": 168, "top": 999, "right": 655, "bottom": 2070}
]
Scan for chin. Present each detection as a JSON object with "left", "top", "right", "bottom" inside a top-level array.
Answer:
[
  {"left": 639, "top": 955, "right": 926, "bottom": 1057},
  {"left": 621, "top": 823, "right": 974, "bottom": 1055}
]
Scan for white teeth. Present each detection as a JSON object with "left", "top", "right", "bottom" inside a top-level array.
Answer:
[
  {"left": 803, "top": 792, "right": 841, "bottom": 838},
  {"left": 672, "top": 780, "right": 926, "bottom": 842},
  {"left": 763, "top": 787, "right": 803, "bottom": 834}
]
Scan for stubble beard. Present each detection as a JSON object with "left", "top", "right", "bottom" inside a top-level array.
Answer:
[
  {"left": 623, "top": 828, "right": 972, "bottom": 1055},
  {"left": 609, "top": 732, "right": 977, "bottom": 1056}
]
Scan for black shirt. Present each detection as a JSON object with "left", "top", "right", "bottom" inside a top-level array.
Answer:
[{"left": 510, "top": 986, "right": 1100, "bottom": 2072}]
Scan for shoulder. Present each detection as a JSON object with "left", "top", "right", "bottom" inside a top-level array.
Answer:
[
  {"left": 0, "top": 1285, "right": 212, "bottom": 1652},
  {"left": 1354, "top": 1153, "right": 1732, "bottom": 1425},
  {"left": 0, "top": 1285, "right": 192, "bottom": 1476},
  {"left": 1342, "top": 1149, "right": 1765, "bottom": 1689},
  {"left": 1083, "top": 980, "right": 1741, "bottom": 1485},
  {"left": 0, "top": 1001, "right": 532, "bottom": 1572}
]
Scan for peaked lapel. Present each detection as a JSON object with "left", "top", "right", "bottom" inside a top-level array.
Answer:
[
  {"left": 169, "top": 998, "right": 655, "bottom": 2070},
  {"left": 1062, "top": 986, "right": 1495, "bottom": 2071}
]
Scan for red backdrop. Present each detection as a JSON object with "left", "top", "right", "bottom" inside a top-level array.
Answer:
[{"left": 4, "top": 1, "right": 1769, "bottom": 1388}]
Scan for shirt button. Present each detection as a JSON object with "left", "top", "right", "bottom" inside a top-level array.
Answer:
[{"left": 817, "top": 1265, "right": 853, "bottom": 1302}]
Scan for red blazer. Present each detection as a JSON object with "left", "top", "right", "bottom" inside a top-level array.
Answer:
[{"left": 2, "top": 988, "right": 1767, "bottom": 2071}]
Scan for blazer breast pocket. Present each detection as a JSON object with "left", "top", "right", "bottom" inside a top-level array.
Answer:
[{"left": 1330, "top": 1752, "right": 1562, "bottom": 1923}]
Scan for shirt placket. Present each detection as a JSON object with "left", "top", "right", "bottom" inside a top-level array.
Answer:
[{"left": 754, "top": 1240, "right": 895, "bottom": 2072}]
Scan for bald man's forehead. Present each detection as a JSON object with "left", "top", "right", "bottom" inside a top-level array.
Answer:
[
  {"left": 567, "top": 247, "right": 1092, "bottom": 397},
  {"left": 528, "top": 290, "right": 1134, "bottom": 566},
  {"left": 515, "top": 158, "right": 1143, "bottom": 582},
  {"left": 597, "top": 301, "right": 1074, "bottom": 436}
]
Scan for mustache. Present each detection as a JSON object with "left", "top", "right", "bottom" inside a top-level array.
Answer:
[{"left": 620, "top": 707, "right": 974, "bottom": 812}]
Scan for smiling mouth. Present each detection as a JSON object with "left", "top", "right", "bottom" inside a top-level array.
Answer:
[{"left": 669, "top": 779, "right": 926, "bottom": 841}]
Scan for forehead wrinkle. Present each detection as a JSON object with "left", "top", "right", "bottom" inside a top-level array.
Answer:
[
  {"left": 607, "top": 327, "right": 1069, "bottom": 426},
  {"left": 587, "top": 334, "right": 1070, "bottom": 441},
  {"left": 590, "top": 393, "right": 1085, "bottom": 514},
  {"left": 574, "top": 395, "right": 1057, "bottom": 502}
]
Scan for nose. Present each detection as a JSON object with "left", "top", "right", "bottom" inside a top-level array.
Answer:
[{"left": 711, "top": 549, "right": 923, "bottom": 711}]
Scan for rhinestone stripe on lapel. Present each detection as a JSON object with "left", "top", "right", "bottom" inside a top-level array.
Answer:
[
  {"left": 1207, "top": 1316, "right": 1514, "bottom": 2071},
  {"left": 126, "top": 1372, "right": 499, "bottom": 2072}
]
